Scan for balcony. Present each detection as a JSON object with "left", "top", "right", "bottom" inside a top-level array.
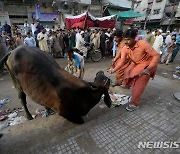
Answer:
[{"left": 165, "top": 4, "right": 178, "bottom": 14}]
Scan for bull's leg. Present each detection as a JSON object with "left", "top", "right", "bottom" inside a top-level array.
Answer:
[{"left": 18, "top": 92, "right": 33, "bottom": 120}]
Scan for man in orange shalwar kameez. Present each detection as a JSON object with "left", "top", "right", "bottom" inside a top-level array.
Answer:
[
  {"left": 112, "top": 30, "right": 131, "bottom": 86},
  {"left": 109, "top": 29, "right": 160, "bottom": 111}
]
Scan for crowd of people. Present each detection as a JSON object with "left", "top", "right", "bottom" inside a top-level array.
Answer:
[{"left": 0, "top": 20, "right": 180, "bottom": 79}]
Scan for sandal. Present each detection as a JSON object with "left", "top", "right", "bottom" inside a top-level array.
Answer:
[{"left": 126, "top": 104, "right": 139, "bottom": 111}]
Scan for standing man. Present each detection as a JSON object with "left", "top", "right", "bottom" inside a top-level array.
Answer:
[
  {"left": 171, "top": 33, "right": 180, "bottom": 62},
  {"left": 2, "top": 21, "right": 11, "bottom": 36},
  {"left": 91, "top": 29, "right": 100, "bottom": 50},
  {"left": 143, "top": 28, "right": 154, "bottom": 46},
  {"left": 153, "top": 29, "right": 163, "bottom": 55},
  {"left": 37, "top": 29, "right": 49, "bottom": 52},
  {"left": 0, "top": 22, "right": 2, "bottom": 35},
  {"left": 69, "top": 28, "right": 76, "bottom": 48},
  {"left": 109, "top": 29, "right": 160, "bottom": 111},
  {"left": 100, "top": 29, "right": 109, "bottom": 59},
  {"left": 24, "top": 32, "right": 36, "bottom": 47},
  {"left": 31, "top": 21, "right": 36, "bottom": 36},
  {"left": 24, "top": 21, "right": 30, "bottom": 36},
  {"left": 16, "top": 33, "right": 24, "bottom": 47},
  {"left": 162, "top": 31, "right": 171, "bottom": 55},
  {"left": 75, "top": 31, "right": 87, "bottom": 58},
  {"left": 45, "top": 25, "right": 50, "bottom": 34},
  {"left": 112, "top": 30, "right": 131, "bottom": 86}
]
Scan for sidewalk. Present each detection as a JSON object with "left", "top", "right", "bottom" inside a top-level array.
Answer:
[{"left": 0, "top": 75, "right": 180, "bottom": 154}]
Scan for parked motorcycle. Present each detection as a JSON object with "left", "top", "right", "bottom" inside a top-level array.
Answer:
[{"left": 75, "top": 43, "right": 102, "bottom": 62}]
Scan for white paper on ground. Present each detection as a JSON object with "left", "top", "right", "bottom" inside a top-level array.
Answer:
[{"left": 110, "top": 94, "right": 131, "bottom": 106}]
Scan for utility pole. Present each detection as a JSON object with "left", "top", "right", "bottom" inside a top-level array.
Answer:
[
  {"left": 167, "top": 0, "right": 176, "bottom": 31},
  {"left": 131, "top": 0, "right": 136, "bottom": 9}
]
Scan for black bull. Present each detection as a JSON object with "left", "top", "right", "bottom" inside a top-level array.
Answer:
[{"left": 0, "top": 46, "right": 112, "bottom": 124}]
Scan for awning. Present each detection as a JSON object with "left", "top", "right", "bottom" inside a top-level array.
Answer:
[
  {"left": 65, "top": 11, "right": 117, "bottom": 29},
  {"left": 108, "top": 9, "right": 144, "bottom": 20},
  {"left": 118, "top": 10, "right": 144, "bottom": 20},
  {"left": 108, "top": 8, "right": 121, "bottom": 16}
]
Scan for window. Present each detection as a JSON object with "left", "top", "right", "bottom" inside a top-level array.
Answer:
[{"left": 153, "top": 9, "right": 161, "bottom": 14}]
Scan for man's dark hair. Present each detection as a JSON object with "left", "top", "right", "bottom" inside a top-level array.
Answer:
[
  {"left": 172, "top": 34, "right": 176, "bottom": 37},
  {"left": 146, "top": 28, "right": 151, "bottom": 32},
  {"left": 65, "top": 47, "right": 74, "bottom": 54},
  {"left": 123, "top": 29, "right": 137, "bottom": 38},
  {"left": 114, "top": 30, "right": 123, "bottom": 38}
]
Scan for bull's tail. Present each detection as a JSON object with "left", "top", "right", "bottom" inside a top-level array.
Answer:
[{"left": 0, "top": 52, "right": 11, "bottom": 69}]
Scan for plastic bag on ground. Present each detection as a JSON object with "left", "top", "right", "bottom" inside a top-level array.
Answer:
[{"left": 110, "top": 94, "right": 131, "bottom": 107}]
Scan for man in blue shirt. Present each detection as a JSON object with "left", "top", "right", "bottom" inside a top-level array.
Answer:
[
  {"left": 2, "top": 21, "right": 11, "bottom": 35},
  {"left": 171, "top": 33, "right": 180, "bottom": 62},
  {"left": 65, "top": 47, "right": 84, "bottom": 79},
  {"left": 24, "top": 32, "right": 36, "bottom": 47},
  {"left": 0, "top": 22, "right": 2, "bottom": 36}
]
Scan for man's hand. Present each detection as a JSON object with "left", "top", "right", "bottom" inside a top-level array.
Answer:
[
  {"left": 112, "top": 58, "right": 117, "bottom": 66},
  {"left": 139, "top": 68, "right": 150, "bottom": 76},
  {"left": 108, "top": 68, "right": 114, "bottom": 74}
]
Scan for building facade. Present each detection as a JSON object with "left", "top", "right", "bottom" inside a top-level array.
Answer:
[
  {"left": 0, "top": 0, "right": 57, "bottom": 28},
  {"left": 134, "top": 0, "right": 180, "bottom": 32}
]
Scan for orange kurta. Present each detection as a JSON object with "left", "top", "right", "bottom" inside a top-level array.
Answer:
[
  {"left": 119, "top": 40, "right": 160, "bottom": 81},
  {"left": 114, "top": 40, "right": 160, "bottom": 105},
  {"left": 115, "top": 40, "right": 131, "bottom": 85}
]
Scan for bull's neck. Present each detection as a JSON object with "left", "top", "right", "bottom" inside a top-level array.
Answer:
[{"left": 91, "top": 87, "right": 105, "bottom": 107}]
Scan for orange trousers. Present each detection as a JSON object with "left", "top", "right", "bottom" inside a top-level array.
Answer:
[{"left": 125, "top": 75, "right": 150, "bottom": 106}]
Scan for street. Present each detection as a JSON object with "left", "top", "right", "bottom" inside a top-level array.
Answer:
[{"left": 0, "top": 55, "right": 180, "bottom": 154}]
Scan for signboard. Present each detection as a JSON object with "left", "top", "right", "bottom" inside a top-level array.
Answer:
[
  {"left": 0, "top": 12, "right": 10, "bottom": 25},
  {"left": 32, "top": 12, "right": 58, "bottom": 21}
]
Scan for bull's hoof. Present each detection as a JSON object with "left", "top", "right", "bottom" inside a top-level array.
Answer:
[{"left": 27, "top": 115, "right": 33, "bottom": 120}]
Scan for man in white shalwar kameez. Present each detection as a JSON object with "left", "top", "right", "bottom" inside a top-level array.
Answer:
[
  {"left": 75, "top": 31, "right": 87, "bottom": 58},
  {"left": 153, "top": 29, "right": 163, "bottom": 55},
  {"left": 37, "top": 29, "right": 49, "bottom": 52}
]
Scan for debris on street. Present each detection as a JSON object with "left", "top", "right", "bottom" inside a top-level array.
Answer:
[
  {"left": 0, "top": 115, "right": 8, "bottom": 121},
  {"left": 0, "top": 98, "right": 11, "bottom": 108},
  {"left": 35, "top": 108, "right": 48, "bottom": 118},
  {"left": 8, "top": 112, "right": 18, "bottom": 119},
  {"left": 110, "top": 94, "right": 131, "bottom": 107},
  {"left": 9, "top": 116, "right": 27, "bottom": 126},
  {"left": 173, "top": 66, "right": 180, "bottom": 80},
  {"left": 0, "top": 111, "right": 27, "bottom": 131}
]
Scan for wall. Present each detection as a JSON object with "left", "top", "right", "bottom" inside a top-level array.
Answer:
[
  {"left": 102, "top": 0, "right": 132, "bottom": 9},
  {"left": 4, "top": 4, "right": 54, "bottom": 25},
  {"left": 134, "top": 0, "right": 148, "bottom": 21},
  {"left": 149, "top": 0, "right": 167, "bottom": 20}
]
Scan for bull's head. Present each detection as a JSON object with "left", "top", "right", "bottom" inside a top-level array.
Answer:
[
  {"left": 94, "top": 71, "right": 111, "bottom": 108},
  {"left": 94, "top": 71, "right": 110, "bottom": 89}
]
